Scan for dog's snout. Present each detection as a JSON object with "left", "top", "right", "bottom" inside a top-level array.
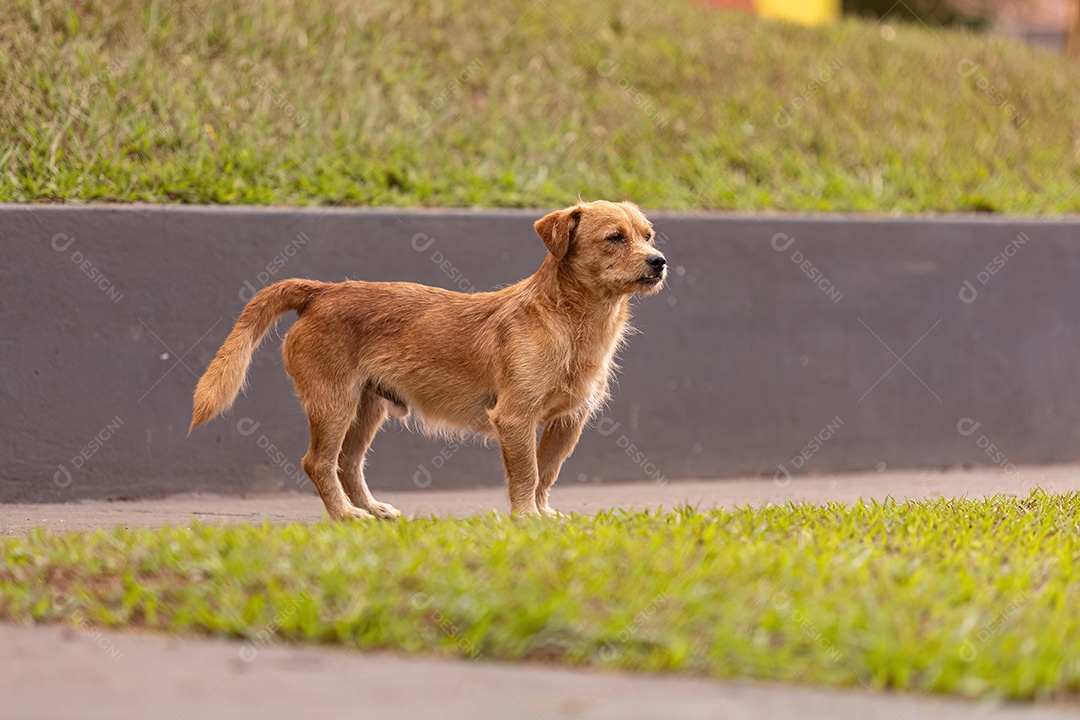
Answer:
[{"left": 646, "top": 254, "right": 666, "bottom": 270}]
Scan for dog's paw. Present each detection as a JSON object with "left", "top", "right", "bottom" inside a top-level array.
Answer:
[
  {"left": 367, "top": 501, "right": 402, "bottom": 520},
  {"left": 331, "top": 504, "right": 376, "bottom": 522},
  {"left": 538, "top": 505, "right": 565, "bottom": 519}
]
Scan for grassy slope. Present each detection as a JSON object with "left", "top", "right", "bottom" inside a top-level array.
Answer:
[
  {"left": 3, "top": 493, "right": 1080, "bottom": 701},
  {"left": 2, "top": 0, "right": 1080, "bottom": 212}
]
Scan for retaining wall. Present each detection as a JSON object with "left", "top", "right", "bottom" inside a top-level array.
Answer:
[{"left": 2, "top": 205, "right": 1075, "bottom": 502}]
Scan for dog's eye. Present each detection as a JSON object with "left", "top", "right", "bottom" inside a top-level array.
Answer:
[
  {"left": 645, "top": 231, "right": 654, "bottom": 242},
  {"left": 607, "top": 232, "right": 625, "bottom": 244}
]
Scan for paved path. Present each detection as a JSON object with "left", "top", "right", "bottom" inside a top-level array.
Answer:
[
  {"left": 1, "top": 463, "right": 1076, "bottom": 535},
  {"left": 3, "top": 622, "right": 1076, "bottom": 720}
]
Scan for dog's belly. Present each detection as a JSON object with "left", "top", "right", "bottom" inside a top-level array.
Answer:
[
  {"left": 374, "top": 378, "right": 496, "bottom": 438},
  {"left": 413, "top": 400, "right": 496, "bottom": 438}
]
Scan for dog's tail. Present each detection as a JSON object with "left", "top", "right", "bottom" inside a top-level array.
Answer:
[{"left": 190, "top": 279, "right": 321, "bottom": 433}]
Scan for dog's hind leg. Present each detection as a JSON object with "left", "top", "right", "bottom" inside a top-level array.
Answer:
[
  {"left": 301, "top": 388, "right": 375, "bottom": 521},
  {"left": 337, "top": 388, "right": 401, "bottom": 519},
  {"left": 535, "top": 415, "right": 586, "bottom": 517}
]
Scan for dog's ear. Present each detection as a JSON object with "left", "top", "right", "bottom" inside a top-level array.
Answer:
[{"left": 534, "top": 207, "right": 582, "bottom": 260}]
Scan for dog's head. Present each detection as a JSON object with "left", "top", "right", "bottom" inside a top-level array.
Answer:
[{"left": 534, "top": 201, "right": 666, "bottom": 296}]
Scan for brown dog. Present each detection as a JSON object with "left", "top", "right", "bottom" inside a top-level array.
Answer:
[{"left": 190, "top": 200, "right": 666, "bottom": 519}]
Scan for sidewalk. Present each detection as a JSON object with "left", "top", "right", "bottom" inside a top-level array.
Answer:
[
  {"left": 2, "top": 463, "right": 1075, "bottom": 536},
  {"left": 3, "top": 622, "right": 1075, "bottom": 720}
]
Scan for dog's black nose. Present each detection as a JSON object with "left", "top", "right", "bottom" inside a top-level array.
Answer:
[{"left": 646, "top": 255, "right": 666, "bottom": 270}]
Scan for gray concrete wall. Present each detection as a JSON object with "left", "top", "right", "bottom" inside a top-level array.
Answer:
[{"left": 1, "top": 205, "right": 1076, "bottom": 503}]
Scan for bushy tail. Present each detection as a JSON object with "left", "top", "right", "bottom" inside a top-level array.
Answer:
[{"left": 190, "top": 279, "right": 321, "bottom": 433}]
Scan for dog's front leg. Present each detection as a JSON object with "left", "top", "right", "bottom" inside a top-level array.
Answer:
[
  {"left": 535, "top": 415, "right": 587, "bottom": 517},
  {"left": 490, "top": 409, "right": 540, "bottom": 517}
]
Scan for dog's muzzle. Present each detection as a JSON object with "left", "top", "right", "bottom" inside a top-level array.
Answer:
[{"left": 637, "top": 254, "right": 667, "bottom": 286}]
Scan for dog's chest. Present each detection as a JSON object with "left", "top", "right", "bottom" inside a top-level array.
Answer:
[{"left": 543, "top": 316, "right": 626, "bottom": 420}]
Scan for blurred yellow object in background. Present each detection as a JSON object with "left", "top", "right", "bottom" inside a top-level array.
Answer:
[{"left": 754, "top": 0, "right": 840, "bottom": 25}]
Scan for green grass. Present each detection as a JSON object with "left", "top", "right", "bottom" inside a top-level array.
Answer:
[
  {"left": 4, "top": 492, "right": 1080, "bottom": 700},
  {"left": 3, "top": 0, "right": 1080, "bottom": 213}
]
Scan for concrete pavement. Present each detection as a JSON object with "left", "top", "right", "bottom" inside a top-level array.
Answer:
[
  {"left": 2, "top": 462, "right": 1075, "bottom": 535},
  {"left": 3, "top": 622, "right": 1076, "bottom": 720}
]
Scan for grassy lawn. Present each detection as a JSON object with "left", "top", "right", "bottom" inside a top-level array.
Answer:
[
  {"left": 3, "top": 492, "right": 1080, "bottom": 700},
  {"left": 3, "top": 0, "right": 1080, "bottom": 213}
]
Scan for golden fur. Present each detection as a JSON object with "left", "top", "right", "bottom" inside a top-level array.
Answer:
[{"left": 190, "top": 200, "right": 666, "bottom": 519}]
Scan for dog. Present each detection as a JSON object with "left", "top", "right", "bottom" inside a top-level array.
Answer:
[{"left": 190, "top": 200, "right": 666, "bottom": 519}]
